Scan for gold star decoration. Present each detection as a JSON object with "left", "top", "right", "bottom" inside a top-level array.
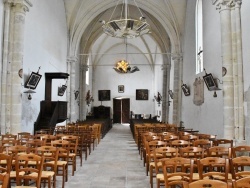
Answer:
[{"left": 116, "top": 60, "right": 130, "bottom": 73}]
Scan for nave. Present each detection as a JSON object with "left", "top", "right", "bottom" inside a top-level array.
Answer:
[{"left": 64, "top": 124, "right": 150, "bottom": 188}]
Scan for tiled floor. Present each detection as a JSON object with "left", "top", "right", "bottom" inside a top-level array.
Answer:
[{"left": 62, "top": 123, "right": 150, "bottom": 188}]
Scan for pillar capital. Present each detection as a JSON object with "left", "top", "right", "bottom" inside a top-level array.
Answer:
[
  {"left": 67, "top": 56, "right": 78, "bottom": 64},
  {"left": 80, "top": 65, "right": 89, "bottom": 72},
  {"left": 161, "top": 63, "right": 171, "bottom": 71},
  {"left": 212, "top": 0, "right": 235, "bottom": 11},
  {"left": 5, "top": 0, "right": 32, "bottom": 12},
  {"left": 234, "top": 0, "right": 242, "bottom": 8},
  {"left": 171, "top": 54, "right": 183, "bottom": 62}
]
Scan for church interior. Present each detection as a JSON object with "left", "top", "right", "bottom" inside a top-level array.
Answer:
[{"left": 1, "top": 0, "right": 250, "bottom": 187}]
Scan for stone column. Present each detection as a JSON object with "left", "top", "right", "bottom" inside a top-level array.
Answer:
[
  {"left": 231, "top": 2, "right": 239, "bottom": 140},
  {"left": 213, "top": 0, "right": 234, "bottom": 139},
  {"left": 79, "top": 64, "right": 88, "bottom": 120},
  {"left": 234, "top": 0, "right": 244, "bottom": 142},
  {"left": 161, "top": 61, "right": 171, "bottom": 123},
  {"left": 1, "top": 1, "right": 11, "bottom": 134},
  {"left": 67, "top": 56, "right": 78, "bottom": 122},
  {"left": 7, "top": 0, "right": 32, "bottom": 134},
  {"left": 245, "top": 87, "right": 250, "bottom": 145},
  {"left": 172, "top": 54, "right": 183, "bottom": 125}
]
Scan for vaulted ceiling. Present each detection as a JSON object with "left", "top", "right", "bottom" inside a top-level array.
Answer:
[{"left": 63, "top": 0, "right": 187, "bottom": 63}]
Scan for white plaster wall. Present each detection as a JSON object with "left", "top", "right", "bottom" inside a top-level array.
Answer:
[
  {"left": 0, "top": 2, "right": 3, "bottom": 74},
  {"left": 22, "top": 0, "right": 68, "bottom": 133},
  {"left": 182, "top": 0, "right": 224, "bottom": 138},
  {"left": 91, "top": 35, "right": 163, "bottom": 119},
  {"left": 242, "top": 0, "right": 250, "bottom": 144}
]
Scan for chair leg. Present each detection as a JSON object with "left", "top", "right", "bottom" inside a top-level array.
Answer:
[
  {"left": 150, "top": 166, "right": 154, "bottom": 188},
  {"left": 66, "top": 164, "right": 68, "bottom": 182},
  {"left": 53, "top": 175, "right": 56, "bottom": 188},
  {"left": 80, "top": 153, "right": 83, "bottom": 166},
  {"left": 71, "top": 156, "right": 76, "bottom": 176},
  {"left": 62, "top": 170, "right": 65, "bottom": 188},
  {"left": 146, "top": 159, "right": 149, "bottom": 176},
  {"left": 48, "top": 176, "right": 51, "bottom": 188},
  {"left": 143, "top": 151, "right": 146, "bottom": 167},
  {"left": 157, "top": 178, "right": 163, "bottom": 188},
  {"left": 63, "top": 164, "right": 68, "bottom": 188},
  {"left": 85, "top": 148, "right": 88, "bottom": 160},
  {"left": 89, "top": 144, "right": 92, "bottom": 154},
  {"left": 75, "top": 156, "right": 77, "bottom": 170}
]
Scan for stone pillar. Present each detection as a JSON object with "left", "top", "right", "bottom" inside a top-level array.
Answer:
[
  {"left": 79, "top": 64, "right": 88, "bottom": 120},
  {"left": 1, "top": 1, "right": 11, "bottom": 134},
  {"left": 245, "top": 87, "right": 250, "bottom": 145},
  {"left": 67, "top": 56, "right": 78, "bottom": 122},
  {"left": 234, "top": 0, "right": 244, "bottom": 142},
  {"left": 4, "top": 0, "right": 32, "bottom": 134},
  {"left": 161, "top": 61, "right": 171, "bottom": 123},
  {"left": 172, "top": 54, "right": 183, "bottom": 125},
  {"left": 213, "top": 0, "right": 234, "bottom": 139},
  {"left": 231, "top": 2, "right": 239, "bottom": 140}
]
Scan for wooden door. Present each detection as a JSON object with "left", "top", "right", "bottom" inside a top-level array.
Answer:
[
  {"left": 113, "top": 98, "right": 130, "bottom": 123},
  {"left": 113, "top": 99, "right": 122, "bottom": 123},
  {"left": 121, "top": 98, "right": 130, "bottom": 123}
]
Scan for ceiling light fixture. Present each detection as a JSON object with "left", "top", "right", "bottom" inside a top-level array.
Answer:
[
  {"left": 100, "top": 0, "right": 150, "bottom": 38},
  {"left": 113, "top": 39, "right": 139, "bottom": 73},
  {"left": 113, "top": 60, "right": 139, "bottom": 73},
  {"left": 23, "top": 89, "right": 36, "bottom": 100}
]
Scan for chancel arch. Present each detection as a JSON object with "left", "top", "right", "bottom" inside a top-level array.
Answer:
[{"left": 66, "top": 1, "right": 183, "bottom": 124}]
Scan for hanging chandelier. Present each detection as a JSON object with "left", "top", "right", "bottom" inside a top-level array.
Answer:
[
  {"left": 113, "top": 39, "right": 139, "bottom": 73},
  {"left": 113, "top": 60, "right": 139, "bottom": 73},
  {"left": 100, "top": 0, "right": 150, "bottom": 38}
]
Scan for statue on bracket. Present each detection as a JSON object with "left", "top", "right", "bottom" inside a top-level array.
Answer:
[
  {"left": 193, "top": 77, "right": 204, "bottom": 106},
  {"left": 86, "top": 90, "right": 94, "bottom": 106}
]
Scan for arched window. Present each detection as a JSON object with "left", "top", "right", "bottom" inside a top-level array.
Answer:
[{"left": 196, "top": 0, "right": 203, "bottom": 74}]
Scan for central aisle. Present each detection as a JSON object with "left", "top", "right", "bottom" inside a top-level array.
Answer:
[{"left": 64, "top": 124, "right": 150, "bottom": 188}]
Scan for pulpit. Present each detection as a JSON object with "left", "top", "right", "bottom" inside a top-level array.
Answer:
[{"left": 34, "top": 72, "right": 69, "bottom": 134}]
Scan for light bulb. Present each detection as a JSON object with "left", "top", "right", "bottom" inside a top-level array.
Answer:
[
  {"left": 213, "top": 91, "right": 217, "bottom": 98},
  {"left": 28, "top": 94, "right": 32, "bottom": 100}
]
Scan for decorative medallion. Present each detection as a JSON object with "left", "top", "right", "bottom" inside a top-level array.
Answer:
[
  {"left": 222, "top": 67, "right": 227, "bottom": 77},
  {"left": 18, "top": 69, "right": 23, "bottom": 78}
]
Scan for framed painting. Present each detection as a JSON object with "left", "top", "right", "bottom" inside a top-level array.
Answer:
[
  {"left": 24, "top": 72, "right": 42, "bottom": 89},
  {"left": 118, "top": 85, "right": 124, "bottom": 93},
  {"left": 58, "top": 85, "right": 67, "bottom": 96},
  {"left": 203, "top": 73, "right": 217, "bottom": 91},
  {"left": 136, "top": 89, "right": 148, "bottom": 100},
  {"left": 98, "top": 90, "right": 111, "bottom": 101}
]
